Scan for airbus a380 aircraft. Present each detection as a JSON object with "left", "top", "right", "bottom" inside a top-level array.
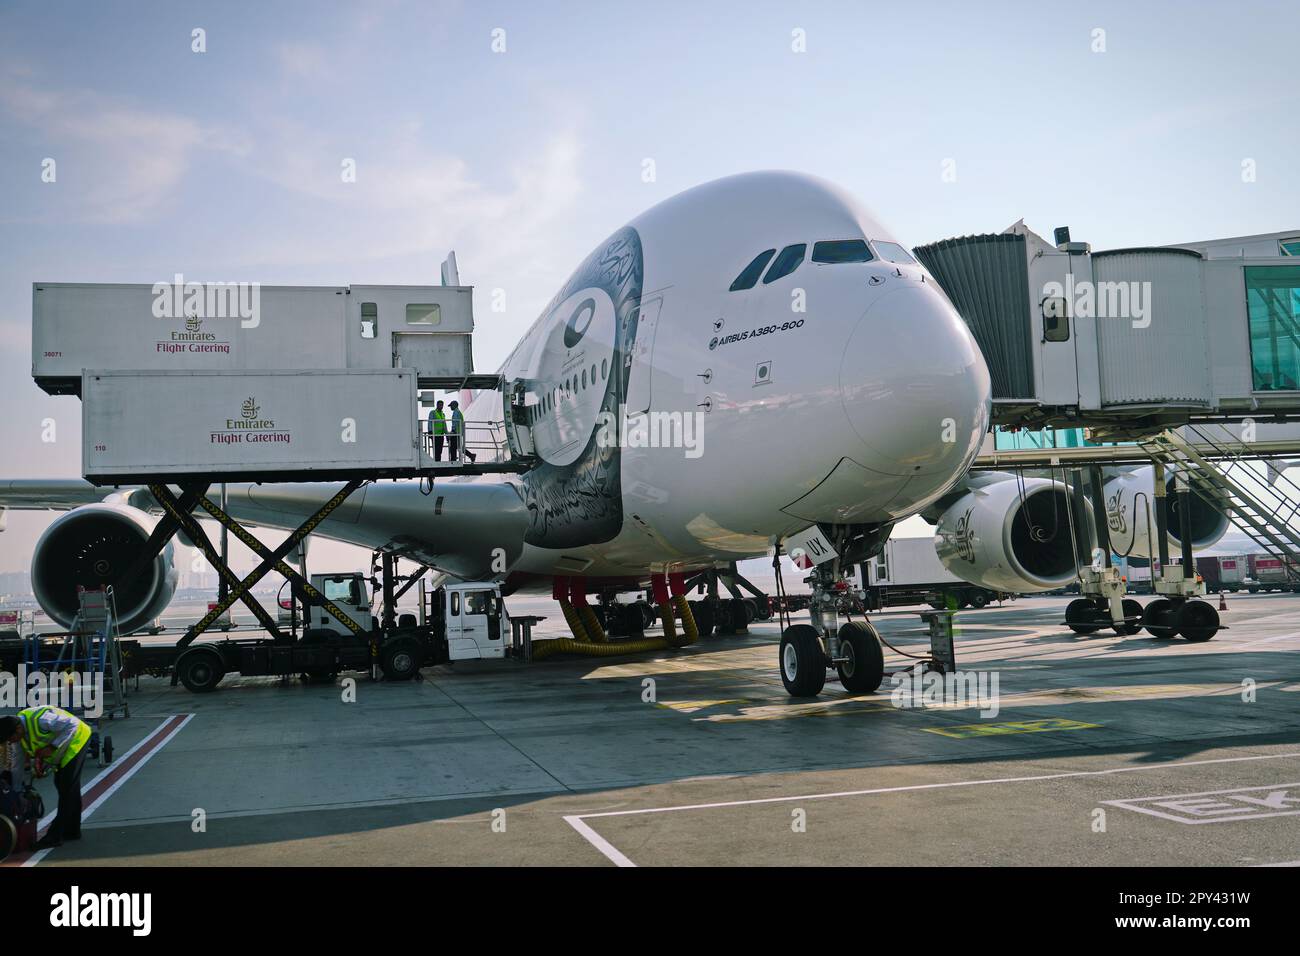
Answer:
[{"left": 0, "top": 172, "right": 1226, "bottom": 697}]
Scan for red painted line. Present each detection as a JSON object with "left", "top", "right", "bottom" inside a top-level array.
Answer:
[{"left": 2, "top": 713, "right": 192, "bottom": 867}]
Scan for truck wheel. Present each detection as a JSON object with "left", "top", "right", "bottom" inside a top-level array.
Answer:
[
  {"left": 836, "top": 621, "right": 885, "bottom": 694},
  {"left": 968, "top": 591, "right": 990, "bottom": 609},
  {"left": 177, "top": 650, "right": 225, "bottom": 693},
  {"left": 779, "top": 625, "right": 826, "bottom": 697},
  {"left": 380, "top": 639, "right": 422, "bottom": 680}
]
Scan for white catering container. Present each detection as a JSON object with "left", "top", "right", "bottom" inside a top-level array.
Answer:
[
  {"left": 34, "top": 282, "right": 474, "bottom": 393},
  {"left": 82, "top": 368, "right": 421, "bottom": 482}
]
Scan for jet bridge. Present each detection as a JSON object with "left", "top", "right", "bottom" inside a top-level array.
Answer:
[
  {"left": 31, "top": 280, "right": 538, "bottom": 485},
  {"left": 914, "top": 225, "right": 1300, "bottom": 432}
]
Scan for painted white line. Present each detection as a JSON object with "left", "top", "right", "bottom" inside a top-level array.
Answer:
[
  {"left": 23, "top": 714, "right": 193, "bottom": 867},
  {"left": 1258, "top": 859, "right": 1300, "bottom": 867},
  {"left": 563, "top": 814, "right": 637, "bottom": 867},
  {"left": 563, "top": 751, "right": 1300, "bottom": 864}
]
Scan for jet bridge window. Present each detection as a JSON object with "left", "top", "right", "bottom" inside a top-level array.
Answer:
[
  {"left": 762, "top": 244, "right": 807, "bottom": 284},
  {"left": 1281, "top": 238, "right": 1300, "bottom": 256},
  {"left": 871, "top": 241, "right": 916, "bottom": 265},
  {"left": 729, "top": 249, "right": 776, "bottom": 291},
  {"left": 360, "top": 302, "right": 378, "bottom": 339},
  {"left": 811, "top": 240, "right": 874, "bottom": 263},
  {"left": 405, "top": 304, "right": 442, "bottom": 325},
  {"left": 1245, "top": 265, "right": 1300, "bottom": 391}
]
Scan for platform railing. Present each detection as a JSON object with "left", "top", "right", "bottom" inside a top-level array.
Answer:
[{"left": 419, "top": 419, "right": 510, "bottom": 465}]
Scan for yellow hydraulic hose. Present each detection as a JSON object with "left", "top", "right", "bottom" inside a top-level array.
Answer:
[
  {"left": 578, "top": 604, "right": 607, "bottom": 643},
  {"left": 672, "top": 594, "right": 699, "bottom": 645},
  {"left": 559, "top": 599, "right": 589, "bottom": 641},
  {"left": 531, "top": 635, "right": 672, "bottom": 660}
]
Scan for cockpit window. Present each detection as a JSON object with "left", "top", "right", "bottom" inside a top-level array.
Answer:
[
  {"left": 762, "top": 244, "right": 807, "bottom": 284},
  {"left": 872, "top": 241, "right": 916, "bottom": 264},
  {"left": 811, "top": 240, "right": 874, "bottom": 263},
  {"left": 729, "top": 249, "right": 776, "bottom": 291}
]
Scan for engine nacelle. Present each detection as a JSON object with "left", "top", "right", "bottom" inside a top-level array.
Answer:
[
  {"left": 32, "top": 504, "right": 177, "bottom": 635},
  {"left": 1103, "top": 466, "right": 1228, "bottom": 558},
  {"left": 935, "top": 477, "right": 1084, "bottom": 593}
]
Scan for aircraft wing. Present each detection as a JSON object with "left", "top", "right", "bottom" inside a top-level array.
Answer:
[{"left": 0, "top": 478, "right": 530, "bottom": 582}]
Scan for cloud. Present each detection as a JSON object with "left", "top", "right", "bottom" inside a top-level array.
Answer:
[{"left": 0, "top": 80, "right": 249, "bottom": 223}]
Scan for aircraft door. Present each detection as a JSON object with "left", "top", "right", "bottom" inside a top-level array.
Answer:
[{"left": 625, "top": 297, "right": 663, "bottom": 414}]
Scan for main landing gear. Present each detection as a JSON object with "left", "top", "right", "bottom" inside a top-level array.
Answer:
[{"left": 778, "top": 562, "right": 886, "bottom": 698}]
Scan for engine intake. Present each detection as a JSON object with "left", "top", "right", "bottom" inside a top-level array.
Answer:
[
  {"left": 934, "top": 477, "right": 1084, "bottom": 592},
  {"left": 1103, "top": 466, "right": 1229, "bottom": 558},
  {"left": 32, "top": 504, "right": 176, "bottom": 635}
]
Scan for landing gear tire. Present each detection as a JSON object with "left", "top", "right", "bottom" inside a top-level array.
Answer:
[
  {"left": 1065, "top": 598, "right": 1103, "bottom": 635},
  {"left": 729, "top": 598, "right": 750, "bottom": 633},
  {"left": 836, "top": 621, "right": 885, "bottom": 695},
  {"left": 1116, "top": 598, "right": 1144, "bottom": 636},
  {"left": 380, "top": 639, "right": 422, "bottom": 680},
  {"left": 1142, "top": 598, "right": 1177, "bottom": 638},
  {"left": 1178, "top": 600, "right": 1219, "bottom": 642},
  {"left": 779, "top": 624, "right": 826, "bottom": 698},
  {"left": 691, "top": 600, "right": 716, "bottom": 638},
  {"left": 177, "top": 650, "right": 225, "bottom": 693}
]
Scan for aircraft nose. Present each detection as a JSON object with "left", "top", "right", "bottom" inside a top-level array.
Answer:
[{"left": 839, "top": 283, "right": 991, "bottom": 477}]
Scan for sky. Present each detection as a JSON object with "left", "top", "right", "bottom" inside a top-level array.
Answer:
[{"left": 0, "top": 0, "right": 1297, "bottom": 574}]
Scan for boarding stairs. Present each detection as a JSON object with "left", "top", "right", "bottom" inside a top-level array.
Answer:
[{"left": 1141, "top": 424, "right": 1300, "bottom": 585}]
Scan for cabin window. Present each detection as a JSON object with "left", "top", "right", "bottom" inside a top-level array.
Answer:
[
  {"left": 812, "top": 240, "right": 874, "bottom": 264},
  {"left": 762, "top": 244, "right": 807, "bottom": 284},
  {"left": 406, "top": 303, "right": 442, "bottom": 325},
  {"left": 360, "top": 302, "right": 378, "bottom": 339},
  {"left": 729, "top": 249, "right": 777, "bottom": 291}
]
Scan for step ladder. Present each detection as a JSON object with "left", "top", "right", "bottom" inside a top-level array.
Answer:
[
  {"left": 1140, "top": 424, "right": 1300, "bottom": 585},
  {"left": 23, "top": 587, "right": 130, "bottom": 723}
]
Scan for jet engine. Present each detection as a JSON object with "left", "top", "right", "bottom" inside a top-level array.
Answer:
[
  {"left": 1103, "top": 466, "right": 1228, "bottom": 558},
  {"left": 31, "top": 503, "right": 177, "bottom": 635},
  {"left": 934, "top": 477, "right": 1083, "bottom": 592}
]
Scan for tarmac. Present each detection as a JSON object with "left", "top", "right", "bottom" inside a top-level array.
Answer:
[{"left": 13, "top": 592, "right": 1300, "bottom": 867}]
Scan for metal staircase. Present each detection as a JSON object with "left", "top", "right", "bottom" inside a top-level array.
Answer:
[{"left": 1141, "top": 424, "right": 1300, "bottom": 584}]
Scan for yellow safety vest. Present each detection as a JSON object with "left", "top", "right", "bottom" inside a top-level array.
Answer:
[
  {"left": 431, "top": 409, "right": 447, "bottom": 435},
  {"left": 18, "top": 706, "right": 91, "bottom": 768}
]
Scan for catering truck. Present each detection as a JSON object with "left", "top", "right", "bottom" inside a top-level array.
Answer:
[
  {"left": 858, "top": 537, "right": 1012, "bottom": 610},
  {"left": 112, "top": 572, "right": 512, "bottom": 692}
]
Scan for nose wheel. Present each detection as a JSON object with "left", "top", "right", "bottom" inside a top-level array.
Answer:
[{"left": 779, "top": 625, "right": 826, "bottom": 697}]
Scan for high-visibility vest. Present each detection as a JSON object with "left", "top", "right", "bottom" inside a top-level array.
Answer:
[
  {"left": 18, "top": 706, "right": 91, "bottom": 768},
  {"left": 430, "top": 409, "right": 447, "bottom": 435}
]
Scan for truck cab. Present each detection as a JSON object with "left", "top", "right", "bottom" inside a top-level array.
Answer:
[
  {"left": 429, "top": 582, "right": 510, "bottom": 660},
  {"left": 308, "top": 573, "right": 376, "bottom": 634}
]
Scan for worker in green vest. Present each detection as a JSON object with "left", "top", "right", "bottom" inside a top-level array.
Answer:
[
  {"left": 429, "top": 399, "right": 447, "bottom": 461},
  {"left": 0, "top": 707, "right": 91, "bottom": 849}
]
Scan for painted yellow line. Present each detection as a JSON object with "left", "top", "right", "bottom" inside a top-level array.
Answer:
[{"left": 923, "top": 717, "right": 1100, "bottom": 739}]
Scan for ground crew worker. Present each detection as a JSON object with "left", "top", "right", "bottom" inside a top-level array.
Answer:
[
  {"left": 429, "top": 400, "right": 447, "bottom": 461},
  {"left": 0, "top": 707, "right": 91, "bottom": 849},
  {"left": 448, "top": 400, "right": 477, "bottom": 463}
]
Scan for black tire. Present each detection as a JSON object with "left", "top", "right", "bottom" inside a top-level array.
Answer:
[
  {"left": 640, "top": 603, "right": 656, "bottom": 629},
  {"left": 836, "top": 621, "right": 885, "bottom": 694},
  {"left": 299, "top": 629, "right": 339, "bottom": 683},
  {"left": 0, "top": 815, "right": 16, "bottom": 863},
  {"left": 177, "top": 650, "right": 225, "bottom": 693},
  {"left": 1065, "top": 598, "right": 1103, "bottom": 635},
  {"left": 380, "top": 638, "right": 422, "bottom": 680},
  {"left": 103, "top": 736, "right": 114, "bottom": 764},
  {"left": 1116, "top": 598, "right": 1144, "bottom": 636},
  {"left": 968, "top": 590, "right": 990, "bottom": 610},
  {"left": 779, "top": 624, "right": 826, "bottom": 697},
  {"left": 1178, "top": 600, "right": 1219, "bottom": 642},
  {"left": 729, "top": 598, "right": 750, "bottom": 633},
  {"left": 742, "top": 598, "right": 758, "bottom": 623},
  {"left": 690, "top": 600, "right": 716, "bottom": 638},
  {"left": 1142, "top": 598, "right": 1177, "bottom": 638},
  {"left": 398, "top": 613, "right": 417, "bottom": 628}
]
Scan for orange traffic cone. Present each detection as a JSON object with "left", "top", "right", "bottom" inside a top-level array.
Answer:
[{"left": 1219, "top": 591, "right": 1228, "bottom": 611}]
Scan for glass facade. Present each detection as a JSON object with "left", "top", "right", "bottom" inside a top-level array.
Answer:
[{"left": 1246, "top": 265, "right": 1300, "bottom": 391}]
